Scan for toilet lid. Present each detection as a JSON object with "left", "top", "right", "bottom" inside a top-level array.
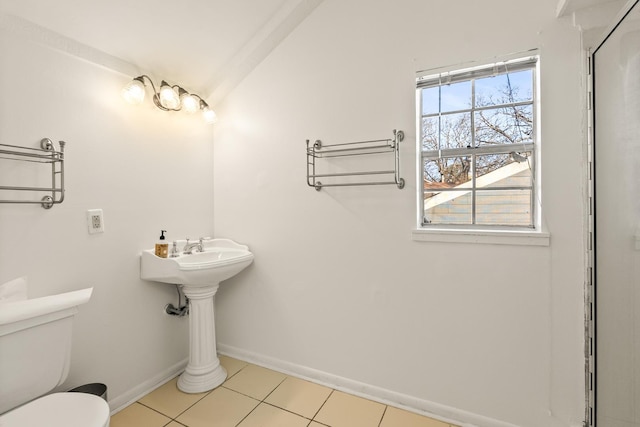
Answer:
[{"left": 0, "top": 392, "right": 110, "bottom": 427}]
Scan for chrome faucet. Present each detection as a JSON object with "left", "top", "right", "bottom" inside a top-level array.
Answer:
[{"left": 183, "top": 238, "right": 204, "bottom": 255}]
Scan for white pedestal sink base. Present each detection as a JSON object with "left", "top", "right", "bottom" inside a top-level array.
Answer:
[
  {"left": 177, "top": 284, "right": 227, "bottom": 394},
  {"left": 178, "top": 362, "right": 227, "bottom": 393}
]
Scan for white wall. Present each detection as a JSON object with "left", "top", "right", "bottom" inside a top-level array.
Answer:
[
  {"left": 213, "top": 2, "right": 586, "bottom": 427},
  {"left": 0, "top": 24, "right": 214, "bottom": 409}
]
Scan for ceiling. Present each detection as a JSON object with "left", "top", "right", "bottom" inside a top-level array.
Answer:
[
  {"left": 1, "top": 0, "right": 630, "bottom": 103},
  {"left": 0, "top": 0, "right": 322, "bottom": 103}
]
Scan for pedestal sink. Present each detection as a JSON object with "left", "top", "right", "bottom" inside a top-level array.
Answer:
[{"left": 140, "top": 238, "right": 253, "bottom": 393}]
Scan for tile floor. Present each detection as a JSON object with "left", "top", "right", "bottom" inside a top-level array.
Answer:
[{"left": 110, "top": 356, "right": 458, "bottom": 427}]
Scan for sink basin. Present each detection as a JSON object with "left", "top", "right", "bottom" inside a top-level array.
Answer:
[
  {"left": 140, "top": 238, "right": 253, "bottom": 286},
  {"left": 140, "top": 238, "right": 253, "bottom": 394}
]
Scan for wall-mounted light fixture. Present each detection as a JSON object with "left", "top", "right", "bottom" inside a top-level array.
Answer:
[{"left": 122, "top": 75, "right": 217, "bottom": 124}]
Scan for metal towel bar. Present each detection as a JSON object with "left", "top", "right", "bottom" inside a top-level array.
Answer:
[
  {"left": 306, "top": 129, "right": 404, "bottom": 191},
  {"left": 0, "top": 138, "right": 66, "bottom": 209}
]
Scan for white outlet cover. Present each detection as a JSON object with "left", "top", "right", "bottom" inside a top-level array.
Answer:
[{"left": 87, "top": 209, "right": 104, "bottom": 234}]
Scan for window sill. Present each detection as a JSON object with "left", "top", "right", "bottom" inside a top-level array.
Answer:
[{"left": 412, "top": 228, "right": 550, "bottom": 246}]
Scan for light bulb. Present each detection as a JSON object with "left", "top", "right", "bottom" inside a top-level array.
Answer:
[
  {"left": 122, "top": 78, "right": 145, "bottom": 105},
  {"left": 202, "top": 107, "right": 217, "bottom": 124},
  {"left": 159, "top": 81, "right": 180, "bottom": 110},
  {"left": 181, "top": 93, "right": 199, "bottom": 114}
]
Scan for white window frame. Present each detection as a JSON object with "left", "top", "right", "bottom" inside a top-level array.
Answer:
[{"left": 412, "top": 53, "right": 549, "bottom": 246}]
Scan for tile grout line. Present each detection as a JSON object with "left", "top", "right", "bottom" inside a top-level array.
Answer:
[
  {"left": 136, "top": 401, "right": 177, "bottom": 421},
  {"left": 164, "top": 386, "right": 213, "bottom": 422},
  {"left": 220, "top": 385, "right": 263, "bottom": 403},
  {"left": 226, "top": 372, "right": 337, "bottom": 427},
  {"left": 309, "top": 388, "right": 335, "bottom": 425},
  {"left": 233, "top": 403, "right": 259, "bottom": 427},
  {"left": 163, "top": 419, "right": 186, "bottom": 427},
  {"left": 162, "top": 362, "right": 251, "bottom": 425},
  {"left": 377, "top": 405, "right": 388, "bottom": 427},
  {"left": 261, "top": 375, "right": 289, "bottom": 403},
  {"left": 231, "top": 374, "right": 289, "bottom": 427},
  {"left": 261, "top": 400, "right": 315, "bottom": 423}
]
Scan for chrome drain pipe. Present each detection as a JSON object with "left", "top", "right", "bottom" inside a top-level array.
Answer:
[{"left": 165, "top": 285, "right": 189, "bottom": 317}]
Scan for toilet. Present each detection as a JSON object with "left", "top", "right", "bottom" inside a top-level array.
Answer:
[
  {"left": 0, "top": 392, "right": 110, "bottom": 426},
  {"left": 0, "top": 287, "right": 110, "bottom": 426}
]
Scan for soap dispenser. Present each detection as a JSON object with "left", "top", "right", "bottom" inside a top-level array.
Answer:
[{"left": 155, "top": 230, "right": 169, "bottom": 258}]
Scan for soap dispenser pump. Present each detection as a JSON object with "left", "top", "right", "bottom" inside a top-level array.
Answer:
[{"left": 155, "top": 230, "right": 169, "bottom": 258}]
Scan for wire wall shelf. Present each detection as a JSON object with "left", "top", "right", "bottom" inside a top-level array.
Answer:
[
  {"left": 306, "top": 129, "right": 404, "bottom": 191},
  {"left": 0, "top": 138, "right": 66, "bottom": 209}
]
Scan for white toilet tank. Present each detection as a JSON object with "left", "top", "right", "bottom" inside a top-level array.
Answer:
[{"left": 0, "top": 287, "right": 92, "bottom": 414}]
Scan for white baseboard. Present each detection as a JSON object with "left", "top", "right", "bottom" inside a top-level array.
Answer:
[
  {"left": 218, "top": 343, "right": 521, "bottom": 427},
  {"left": 108, "top": 358, "right": 188, "bottom": 415}
]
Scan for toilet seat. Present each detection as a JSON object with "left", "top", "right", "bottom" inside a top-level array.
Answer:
[{"left": 0, "top": 392, "right": 110, "bottom": 427}]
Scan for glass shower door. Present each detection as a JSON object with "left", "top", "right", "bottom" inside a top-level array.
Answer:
[{"left": 593, "top": 1, "right": 640, "bottom": 426}]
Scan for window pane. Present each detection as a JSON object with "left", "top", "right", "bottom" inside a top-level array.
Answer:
[
  {"left": 423, "top": 158, "right": 443, "bottom": 184},
  {"left": 421, "top": 87, "right": 440, "bottom": 115},
  {"left": 440, "top": 112, "right": 472, "bottom": 149},
  {"left": 475, "top": 189, "right": 533, "bottom": 227},
  {"left": 475, "top": 152, "right": 533, "bottom": 189},
  {"left": 423, "top": 157, "right": 472, "bottom": 186},
  {"left": 440, "top": 81, "right": 471, "bottom": 112},
  {"left": 421, "top": 81, "right": 472, "bottom": 115},
  {"left": 421, "top": 116, "right": 439, "bottom": 151},
  {"left": 474, "top": 105, "right": 533, "bottom": 146},
  {"left": 421, "top": 113, "right": 472, "bottom": 151},
  {"left": 424, "top": 191, "right": 472, "bottom": 225},
  {"left": 475, "top": 70, "right": 533, "bottom": 107}
]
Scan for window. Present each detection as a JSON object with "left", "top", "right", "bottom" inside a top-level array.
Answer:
[{"left": 416, "top": 55, "right": 539, "bottom": 230}]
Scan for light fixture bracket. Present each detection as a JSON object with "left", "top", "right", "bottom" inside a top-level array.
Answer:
[
  {"left": 122, "top": 75, "right": 216, "bottom": 123},
  {"left": 152, "top": 93, "right": 172, "bottom": 111}
]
